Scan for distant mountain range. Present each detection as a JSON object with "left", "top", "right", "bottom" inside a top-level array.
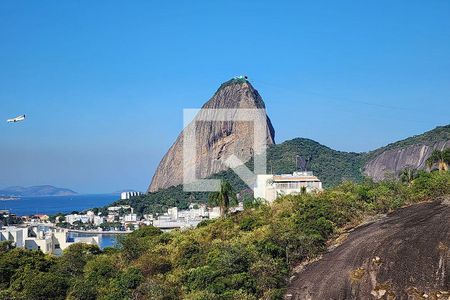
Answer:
[{"left": 0, "top": 185, "right": 78, "bottom": 197}]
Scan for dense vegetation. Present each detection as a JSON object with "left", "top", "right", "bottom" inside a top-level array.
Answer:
[
  {"left": 116, "top": 125, "right": 449, "bottom": 216},
  {"left": 104, "top": 186, "right": 209, "bottom": 216},
  {"left": 426, "top": 148, "right": 450, "bottom": 171},
  {"left": 266, "top": 138, "right": 364, "bottom": 186},
  {"left": 111, "top": 138, "right": 364, "bottom": 216},
  {"left": 0, "top": 214, "right": 22, "bottom": 226},
  {"left": 1, "top": 171, "right": 449, "bottom": 299}
]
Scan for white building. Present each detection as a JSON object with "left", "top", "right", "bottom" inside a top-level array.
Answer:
[
  {"left": 143, "top": 214, "right": 154, "bottom": 221},
  {"left": 254, "top": 171, "right": 323, "bottom": 203},
  {"left": 229, "top": 202, "right": 244, "bottom": 213},
  {"left": 65, "top": 214, "right": 79, "bottom": 224},
  {"left": 107, "top": 205, "right": 134, "bottom": 223},
  {"left": 93, "top": 215, "right": 105, "bottom": 226},
  {"left": 120, "top": 191, "right": 142, "bottom": 200},
  {"left": 25, "top": 227, "right": 99, "bottom": 255},
  {"left": 124, "top": 214, "right": 137, "bottom": 222},
  {"left": 208, "top": 207, "right": 222, "bottom": 219},
  {"left": 0, "top": 225, "right": 99, "bottom": 255},
  {"left": 150, "top": 203, "right": 239, "bottom": 231},
  {"left": 106, "top": 214, "right": 117, "bottom": 223},
  {"left": 0, "top": 226, "right": 27, "bottom": 248},
  {"left": 108, "top": 205, "right": 132, "bottom": 212},
  {"left": 178, "top": 204, "right": 209, "bottom": 220},
  {"left": 65, "top": 214, "right": 89, "bottom": 224},
  {"left": 167, "top": 207, "right": 178, "bottom": 220}
]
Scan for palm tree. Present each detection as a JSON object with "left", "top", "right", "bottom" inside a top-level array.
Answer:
[
  {"left": 426, "top": 149, "right": 450, "bottom": 172},
  {"left": 208, "top": 180, "right": 237, "bottom": 217},
  {"left": 399, "top": 167, "right": 418, "bottom": 186}
]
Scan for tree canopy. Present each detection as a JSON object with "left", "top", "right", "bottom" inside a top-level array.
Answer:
[{"left": 1, "top": 171, "right": 449, "bottom": 299}]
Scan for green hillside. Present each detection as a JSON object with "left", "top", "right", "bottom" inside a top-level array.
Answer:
[
  {"left": 112, "top": 125, "right": 449, "bottom": 216},
  {"left": 3, "top": 172, "right": 449, "bottom": 300},
  {"left": 266, "top": 138, "right": 364, "bottom": 187},
  {"left": 112, "top": 138, "right": 364, "bottom": 216},
  {"left": 365, "top": 124, "right": 450, "bottom": 161}
]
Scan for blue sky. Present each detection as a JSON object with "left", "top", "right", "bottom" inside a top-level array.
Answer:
[{"left": 1, "top": 1, "right": 449, "bottom": 193}]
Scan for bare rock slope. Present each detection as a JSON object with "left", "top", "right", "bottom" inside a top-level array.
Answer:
[
  {"left": 286, "top": 199, "right": 450, "bottom": 300},
  {"left": 364, "top": 125, "right": 450, "bottom": 181},
  {"left": 148, "top": 78, "right": 275, "bottom": 192}
]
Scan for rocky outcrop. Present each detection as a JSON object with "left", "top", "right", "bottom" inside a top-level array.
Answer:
[
  {"left": 286, "top": 199, "right": 450, "bottom": 299},
  {"left": 364, "top": 140, "right": 450, "bottom": 181},
  {"left": 148, "top": 78, "right": 275, "bottom": 192}
]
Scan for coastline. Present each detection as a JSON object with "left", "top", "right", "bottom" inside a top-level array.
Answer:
[{"left": 1, "top": 194, "right": 118, "bottom": 216}]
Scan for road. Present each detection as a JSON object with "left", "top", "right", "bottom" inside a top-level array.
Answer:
[{"left": 285, "top": 199, "right": 450, "bottom": 300}]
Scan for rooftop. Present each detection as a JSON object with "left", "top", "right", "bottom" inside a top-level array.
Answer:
[{"left": 273, "top": 171, "right": 321, "bottom": 182}]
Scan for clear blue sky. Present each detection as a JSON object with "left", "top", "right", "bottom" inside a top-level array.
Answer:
[{"left": 1, "top": 1, "right": 449, "bottom": 193}]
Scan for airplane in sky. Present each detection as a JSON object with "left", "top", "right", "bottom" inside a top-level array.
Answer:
[{"left": 6, "top": 114, "right": 26, "bottom": 123}]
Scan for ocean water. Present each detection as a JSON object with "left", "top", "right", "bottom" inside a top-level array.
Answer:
[
  {"left": 0, "top": 194, "right": 119, "bottom": 216},
  {"left": 68, "top": 232, "right": 121, "bottom": 249},
  {"left": 0, "top": 194, "right": 122, "bottom": 248}
]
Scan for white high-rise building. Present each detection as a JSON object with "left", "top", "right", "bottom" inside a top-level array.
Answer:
[{"left": 120, "top": 191, "right": 142, "bottom": 200}]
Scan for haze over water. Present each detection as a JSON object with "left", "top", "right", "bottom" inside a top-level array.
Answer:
[{"left": 0, "top": 194, "right": 118, "bottom": 216}]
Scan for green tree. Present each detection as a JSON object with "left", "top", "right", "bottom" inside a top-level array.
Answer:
[
  {"left": 56, "top": 243, "right": 101, "bottom": 277},
  {"left": 208, "top": 180, "right": 237, "bottom": 217},
  {"left": 399, "top": 167, "right": 419, "bottom": 186},
  {"left": 0, "top": 240, "right": 14, "bottom": 254},
  {"left": 9, "top": 267, "right": 68, "bottom": 300},
  {"left": 426, "top": 149, "right": 450, "bottom": 172}
]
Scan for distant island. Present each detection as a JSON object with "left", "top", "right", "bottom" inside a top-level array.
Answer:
[
  {"left": 0, "top": 196, "right": 19, "bottom": 201},
  {"left": 0, "top": 185, "right": 78, "bottom": 197}
]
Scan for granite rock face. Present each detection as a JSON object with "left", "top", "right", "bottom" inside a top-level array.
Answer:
[
  {"left": 148, "top": 79, "right": 275, "bottom": 192},
  {"left": 286, "top": 200, "right": 450, "bottom": 299},
  {"left": 364, "top": 140, "right": 450, "bottom": 181}
]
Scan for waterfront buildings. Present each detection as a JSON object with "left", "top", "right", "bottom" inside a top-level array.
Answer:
[
  {"left": 254, "top": 171, "right": 323, "bottom": 203},
  {"left": 65, "top": 211, "right": 105, "bottom": 226},
  {"left": 150, "top": 203, "right": 242, "bottom": 230},
  {"left": 0, "top": 224, "right": 99, "bottom": 255},
  {"left": 124, "top": 213, "right": 137, "bottom": 222}
]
